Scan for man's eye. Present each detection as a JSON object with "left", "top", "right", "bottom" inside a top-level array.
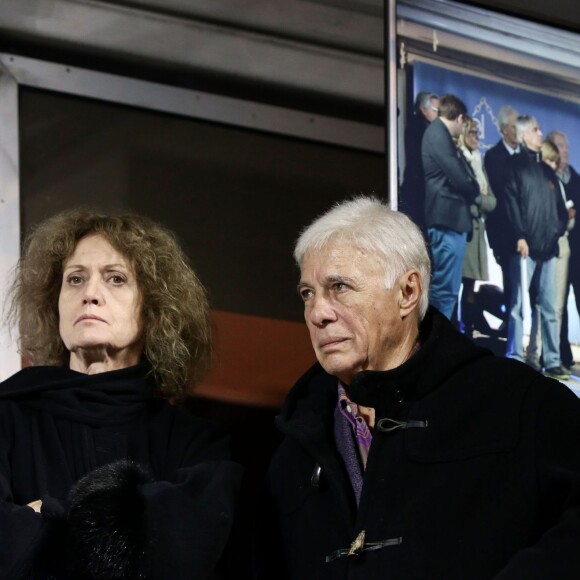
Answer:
[
  {"left": 300, "top": 288, "right": 313, "bottom": 301},
  {"left": 333, "top": 283, "right": 348, "bottom": 292}
]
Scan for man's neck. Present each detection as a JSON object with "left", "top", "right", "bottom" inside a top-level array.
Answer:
[
  {"left": 439, "top": 117, "right": 455, "bottom": 136},
  {"left": 522, "top": 141, "right": 539, "bottom": 155},
  {"left": 558, "top": 164, "right": 571, "bottom": 182},
  {"left": 502, "top": 139, "right": 519, "bottom": 153}
]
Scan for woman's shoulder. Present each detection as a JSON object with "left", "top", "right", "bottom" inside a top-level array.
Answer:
[{"left": 0, "top": 365, "right": 71, "bottom": 396}]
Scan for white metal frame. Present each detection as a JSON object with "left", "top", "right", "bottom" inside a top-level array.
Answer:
[
  {"left": 396, "top": 0, "right": 580, "bottom": 104},
  {"left": 0, "top": 62, "right": 20, "bottom": 381},
  {"left": 387, "top": 0, "right": 398, "bottom": 209},
  {"left": 0, "top": 52, "right": 385, "bottom": 380}
]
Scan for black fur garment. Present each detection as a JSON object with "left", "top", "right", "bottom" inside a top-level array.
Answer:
[{"left": 66, "top": 460, "right": 153, "bottom": 580}]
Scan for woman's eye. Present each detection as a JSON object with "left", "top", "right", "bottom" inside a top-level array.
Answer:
[
  {"left": 67, "top": 275, "right": 83, "bottom": 285},
  {"left": 109, "top": 274, "right": 126, "bottom": 285}
]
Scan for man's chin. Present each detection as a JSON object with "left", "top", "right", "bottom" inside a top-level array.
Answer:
[{"left": 317, "top": 356, "right": 356, "bottom": 384}]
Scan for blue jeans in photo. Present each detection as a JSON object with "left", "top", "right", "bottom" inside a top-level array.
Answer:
[
  {"left": 506, "top": 253, "right": 560, "bottom": 369},
  {"left": 428, "top": 227, "right": 467, "bottom": 320}
]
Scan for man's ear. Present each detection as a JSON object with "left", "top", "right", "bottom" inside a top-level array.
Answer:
[{"left": 398, "top": 270, "right": 422, "bottom": 317}]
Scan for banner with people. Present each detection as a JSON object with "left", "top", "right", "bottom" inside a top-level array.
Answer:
[
  {"left": 413, "top": 61, "right": 580, "bottom": 166},
  {"left": 412, "top": 60, "right": 580, "bottom": 343}
]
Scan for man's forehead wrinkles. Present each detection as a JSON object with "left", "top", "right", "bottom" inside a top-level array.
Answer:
[{"left": 324, "top": 274, "right": 355, "bottom": 284}]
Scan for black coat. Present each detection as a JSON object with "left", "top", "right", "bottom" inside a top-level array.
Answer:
[
  {"left": 563, "top": 164, "right": 580, "bottom": 254},
  {"left": 0, "top": 363, "right": 242, "bottom": 579},
  {"left": 422, "top": 118, "right": 480, "bottom": 233},
  {"left": 484, "top": 139, "right": 517, "bottom": 261},
  {"left": 504, "top": 146, "right": 567, "bottom": 260},
  {"left": 399, "top": 112, "right": 430, "bottom": 232},
  {"left": 259, "top": 309, "right": 580, "bottom": 579}
]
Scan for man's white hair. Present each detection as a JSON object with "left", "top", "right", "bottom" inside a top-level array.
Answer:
[
  {"left": 497, "top": 106, "right": 518, "bottom": 131},
  {"left": 294, "top": 196, "right": 431, "bottom": 319},
  {"left": 516, "top": 115, "right": 537, "bottom": 145},
  {"left": 546, "top": 129, "right": 568, "bottom": 145}
]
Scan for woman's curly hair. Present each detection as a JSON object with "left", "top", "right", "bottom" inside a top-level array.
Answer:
[{"left": 8, "top": 209, "right": 213, "bottom": 399}]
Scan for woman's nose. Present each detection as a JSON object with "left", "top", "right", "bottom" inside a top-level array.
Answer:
[{"left": 82, "top": 279, "right": 101, "bottom": 305}]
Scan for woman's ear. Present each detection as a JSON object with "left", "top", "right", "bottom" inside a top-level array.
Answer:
[{"left": 399, "top": 270, "right": 422, "bottom": 317}]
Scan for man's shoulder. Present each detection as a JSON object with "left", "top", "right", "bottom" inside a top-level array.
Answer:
[
  {"left": 485, "top": 140, "right": 512, "bottom": 164},
  {"left": 422, "top": 118, "right": 451, "bottom": 154},
  {"left": 433, "top": 348, "right": 538, "bottom": 391},
  {"left": 423, "top": 117, "right": 444, "bottom": 137},
  {"left": 409, "top": 355, "right": 580, "bottom": 463},
  {"left": 407, "top": 113, "right": 428, "bottom": 138},
  {"left": 570, "top": 164, "right": 580, "bottom": 181},
  {"left": 466, "top": 354, "right": 578, "bottom": 403},
  {"left": 516, "top": 151, "right": 537, "bottom": 174},
  {"left": 277, "top": 363, "right": 335, "bottom": 423}
]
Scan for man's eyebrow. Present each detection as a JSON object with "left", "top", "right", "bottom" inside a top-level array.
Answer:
[
  {"left": 297, "top": 275, "right": 357, "bottom": 292},
  {"left": 322, "top": 275, "right": 358, "bottom": 287},
  {"left": 325, "top": 275, "right": 355, "bottom": 285}
]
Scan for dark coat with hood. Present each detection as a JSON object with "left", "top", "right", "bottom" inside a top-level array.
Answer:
[
  {"left": 563, "top": 164, "right": 580, "bottom": 259},
  {"left": 503, "top": 145, "right": 567, "bottom": 261},
  {"left": 0, "top": 363, "right": 242, "bottom": 580},
  {"left": 259, "top": 309, "right": 580, "bottom": 579}
]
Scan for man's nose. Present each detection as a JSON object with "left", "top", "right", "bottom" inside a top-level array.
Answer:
[{"left": 308, "top": 295, "right": 337, "bottom": 326}]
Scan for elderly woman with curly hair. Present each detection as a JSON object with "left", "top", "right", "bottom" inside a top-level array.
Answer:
[{"left": 0, "top": 209, "right": 241, "bottom": 579}]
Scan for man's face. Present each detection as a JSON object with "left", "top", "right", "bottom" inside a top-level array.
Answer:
[
  {"left": 552, "top": 133, "right": 569, "bottom": 170},
  {"left": 450, "top": 114, "right": 465, "bottom": 139},
  {"left": 421, "top": 97, "right": 439, "bottom": 123},
  {"left": 501, "top": 114, "right": 518, "bottom": 148},
  {"left": 298, "top": 243, "right": 405, "bottom": 385},
  {"left": 522, "top": 121, "right": 543, "bottom": 152}
]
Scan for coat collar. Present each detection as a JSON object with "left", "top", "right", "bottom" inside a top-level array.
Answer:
[{"left": 345, "top": 309, "right": 490, "bottom": 412}]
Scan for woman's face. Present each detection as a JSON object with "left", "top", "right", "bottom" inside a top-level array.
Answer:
[
  {"left": 58, "top": 234, "right": 144, "bottom": 369},
  {"left": 464, "top": 123, "right": 480, "bottom": 151}
]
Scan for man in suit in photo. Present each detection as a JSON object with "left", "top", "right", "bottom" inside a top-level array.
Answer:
[
  {"left": 484, "top": 105, "right": 520, "bottom": 328},
  {"left": 422, "top": 93, "right": 480, "bottom": 319},
  {"left": 400, "top": 91, "right": 439, "bottom": 233}
]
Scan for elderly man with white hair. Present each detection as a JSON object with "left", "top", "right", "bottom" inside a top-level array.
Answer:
[
  {"left": 484, "top": 105, "right": 520, "bottom": 327},
  {"left": 504, "top": 115, "right": 568, "bottom": 379},
  {"left": 258, "top": 196, "right": 580, "bottom": 579}
]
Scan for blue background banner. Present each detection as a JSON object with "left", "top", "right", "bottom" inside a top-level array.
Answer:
[{"left": 413, "top": 61, "right": 580, "bottom": 166}]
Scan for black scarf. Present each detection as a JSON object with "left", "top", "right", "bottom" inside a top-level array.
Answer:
[{"left": 0, "top": 363, "right": 156, "bottom": 427}]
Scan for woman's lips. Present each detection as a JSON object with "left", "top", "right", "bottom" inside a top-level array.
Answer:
[{"left": 74, "top": 314, "right": 106, "bottom": 325}]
